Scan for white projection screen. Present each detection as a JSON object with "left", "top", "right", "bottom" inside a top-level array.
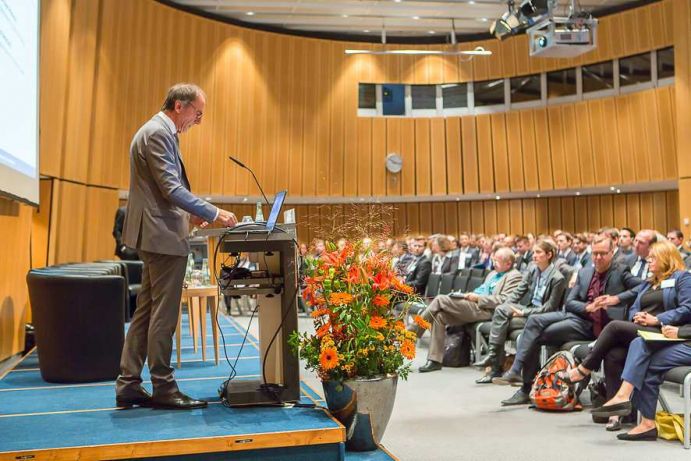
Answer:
[{"left": 0, "top": 0, "right": 40, "bottom": 206}]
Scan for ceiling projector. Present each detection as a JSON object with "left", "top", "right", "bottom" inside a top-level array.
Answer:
[{"left": 528, "top": 16, "right": 597, "bottom": 57}]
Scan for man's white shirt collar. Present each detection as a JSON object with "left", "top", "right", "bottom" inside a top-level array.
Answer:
[{"left": 157, "top": 111, "right": 177, "bottom": 136}]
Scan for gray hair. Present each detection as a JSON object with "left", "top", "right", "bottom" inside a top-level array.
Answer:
[
  {"left": 161, "top": 83, "right": 205, "bottom": 111},
  {"left": 494, "top": 246, "right": 516, "bottom": 264}
]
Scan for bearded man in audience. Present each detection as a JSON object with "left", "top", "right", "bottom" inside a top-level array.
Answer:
[
  {"left": 492, "top": 236, "right": 643, "bottom": 405},
  {"left": 409, "top": 247, "right": 523, "bottom": 373}
]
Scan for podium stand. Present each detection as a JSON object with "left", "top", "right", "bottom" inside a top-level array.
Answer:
[{"left": 199, "top": 225, "right": 300, "bottom": 405}]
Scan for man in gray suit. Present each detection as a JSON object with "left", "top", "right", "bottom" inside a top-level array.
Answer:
[
  {"left": 492, "top": 236, "right": 642, "bottom": 401},
  {"left": 115, "top": 83, "right": 237, "bottom": 410},
  {"left": 410, "top": 247, "right": 523, "bottom": 373}
]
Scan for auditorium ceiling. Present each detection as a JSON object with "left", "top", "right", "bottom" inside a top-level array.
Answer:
[{"left": 165, "top": 0, "right": 653, "bottom": 41}]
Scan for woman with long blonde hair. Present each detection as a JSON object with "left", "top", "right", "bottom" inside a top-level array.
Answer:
[{"left": 562, "top": 240, "right": 691, "bottom": 431}]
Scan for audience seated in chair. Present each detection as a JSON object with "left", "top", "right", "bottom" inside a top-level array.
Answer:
[
  {"left": 455, "top": 233, "right": 480, "bottom": 271},
  {"left": 409, "top": 247, "right": 523, "bottom": 373},
  {"left": 624, "top": 229, "right": 658, "bottom": 279},
  {"left": 473, "top": 239, "right": 566, "bottom": 402},
  {"left": 492, "top": 236, "right": 643, "bottom": 413},
  {"left": 514, "top": 235, "right": 534, "bottom": 274},
  {"left": 556, "top": 232, "right": 578, "bottom": 267},
  {"left": 560, "top": 241, "right": 691, "bottom": 427},
  {"left": 405, "top": 237, "right": 432, "bottom": 295}
]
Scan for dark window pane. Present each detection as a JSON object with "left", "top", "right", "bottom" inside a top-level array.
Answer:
[
  {"left": 382, "top": 84, "right": 405, "bottom": 116},
  {"left": 412, "top": 85, "right": 437, "bottom": 110},
  {"left": 657, "top": 47, "right": 674, "bottom": 79},
  {"left": 474, "top": 79, "right": 505, "bottom": 106},
  {"left": 442, "top": 83, "right": 468, "bottom": 109},
  {"left": 619, "top": 52, "right": 652, "bottom": 86},
  {"left": 510, "top": 74, "right": 541, "bottom": 103},
  {"left": 547, "top": 68, "right": 576, "bottom": 98},
  {"left": 358, "top": 83, "right": 376, "bottom": 109},
  {"left": 582, "top": 61, "right": 614, "bottom": 93}
]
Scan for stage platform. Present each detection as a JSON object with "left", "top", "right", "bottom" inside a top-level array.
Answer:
[{"left": 0, "top": 314, "right": 397, "bottom": 461}]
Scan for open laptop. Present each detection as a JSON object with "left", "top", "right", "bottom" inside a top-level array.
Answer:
[{"left": 229, "top": 190, "right": 287, "bottom": 233}]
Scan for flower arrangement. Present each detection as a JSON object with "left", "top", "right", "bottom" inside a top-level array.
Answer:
[{"left": 289, "top": 241, "right": 426, "bottom": 382}]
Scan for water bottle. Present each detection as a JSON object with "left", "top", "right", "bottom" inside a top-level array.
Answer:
[
  {"left": 255, "top": 201, "right": 265, "bottom": 222},
  {"left": 201, "top": 258, "right": 210, "bottom": 285},
  {"left": 185, "top": 253, "right": 195, "bottom": 283}
]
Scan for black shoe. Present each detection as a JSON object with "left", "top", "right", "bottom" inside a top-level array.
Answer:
[
  {"left": 606, "top": 418, "right": 623, "bottom": 432},
  {"left": 116, "top": 387, "right": 153, "bottom": 408},
  {"left": 151, "top": 391, "right": 208, "bottom": 410},
  {"left": 501, "top": 389, "right": 530, "bottom": 406},
  {"left": 418, "top": 360, "right": 442, "bottom": 373},
  {"left": 591, "top": 401, "right": 632, "bottom": 418},
  {"left": 492, "top": 370, "right": 522, "bottom": 386},
  {"left": 473, "top": 354, "right": 495, "bottom": 368},
  {"left": 476, "top": 371, "right": 502, "bottom": 384},
  {"left": 617, "top": 428, "right": 658, "bottom": 441}
]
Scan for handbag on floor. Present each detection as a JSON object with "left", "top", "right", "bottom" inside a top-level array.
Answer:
[
  {"left": 442, "top": 326, "right": 471, "bottom": 367},
  {"left": 656, "top": 411, "right": 683, "bottom": 442}
]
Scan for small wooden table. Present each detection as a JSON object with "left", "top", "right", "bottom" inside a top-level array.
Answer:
[{"left": 176, "top": 285, "right": 220, "bottom": 367}]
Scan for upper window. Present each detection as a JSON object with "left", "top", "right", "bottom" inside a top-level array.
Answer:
[
  {"left": 510, "top": 74, "right": 541, "bottom": 103},
  {"left": 442, "top": 83, "right": 468, "bottom": 109},
  {"left": 547, "top": 68, "right": 576, "bottom": 98},
  {"left": 474, "top": 79, "right": 505, "bottom": 107},
  {"left": 411, "top": 85, "right": 437, "bottom": 110},
  {"left": 582, "top": 61, "right": 614, "bottom": 93},
  {"left": 619, "top": 52, "right": 652, "bottom": 86},
  {"left": 657, "top": 47, "right": 674, "bottom": 79},
  {"left": 358, "top": 83, "right": 376, "bottom": 109}
]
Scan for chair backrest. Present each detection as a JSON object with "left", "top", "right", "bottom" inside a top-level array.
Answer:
[
  {"left": 439, "top": 273, "right": 456, "bottom": 295},
  {"left": 470, "top": 268, "right": 486, "bottom": 279},
  {"left": 466, "top": 275, "right": 485, "bottom": 293},
  {"left": 453, "top": 269, "right": 471, "bottom": 292},
  {"left": 425, "top": 273, "right": 442, "bottom": 298}
]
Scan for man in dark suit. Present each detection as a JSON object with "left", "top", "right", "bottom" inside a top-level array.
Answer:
[
  {"left": 115, "top": 84, "right": 237, "bottom": 410},
  {"left": 624, "top": 229, "right": 657, "bottom": 279},
  {"left": 668, "top": 229, "right": 690, "bottom": 259},
  {"left": 405, "top": 237, "right": 432, "bottom": 295},
  {"left": 573, "top": 233, "right": 592, "bottom": 269},
  {"left": 492, "top": 236, "right": 643, "bottom": 397},
  {"left": 514, "top": 235, "right": 533, "bottom": 273},
  {"left": 556, "top": 232, "right": 578, "bottom": 266},
  {"left": 113, "top": 206, "right": 139, "bottom": 260},
  {"left": 599, "top": 227, "right": 628, "bottom": 265},
  {"left": 456, "top": 233, "right": 479, "bottom": 270}
]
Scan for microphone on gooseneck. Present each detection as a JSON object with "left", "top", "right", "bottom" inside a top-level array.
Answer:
[{"left": 228, "top": 156, "right": 270, "bottom": 206}]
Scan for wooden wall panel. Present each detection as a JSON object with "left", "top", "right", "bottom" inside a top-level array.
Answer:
[
  {"left": 461, "top": 117, "right": 479, "bottom": 194},
  {"left": 476, "top": 115, "right": 495, "bottom": 193},
  {"left": 82, "top": 187, "right": 120, "bottom": 262},
  {"left": 445, "top": 119, "right": 463, "bottom": 194},
  {"left": 0, "top": 201, "right": 32, "bottom": 362},
  {"left": 490, "top": 114, "right": 510, "bottom": 193}
]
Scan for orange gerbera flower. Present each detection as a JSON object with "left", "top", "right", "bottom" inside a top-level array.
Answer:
[
  {"left": 394, "top": 320, "right": 405, "bottom": 331},
  {"left": 400, "top": 339, "right": 416, "bottom": 360},
  {"left": 310, "top": 308, "right": 331, "bottom": 318},
  {"left": 414, "top": 315, "right": 431, "bottom": 330},
  {"left": 316, "top": 323, "right": 331, "bottom": 338},
  {"left": 369, "top": 315, "right": 386, "bottom": 329},
  {"left": 372, "top": 294, "right": 390, "bottom": 307},
  {"left": 329, "top": 292, "right": 353, "bottom": 305},
  {"left": 320, "top": 347, "right": 339, "bottom": 370}
]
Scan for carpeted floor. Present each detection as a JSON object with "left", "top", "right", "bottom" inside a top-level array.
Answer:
[{"left": 0, "top": 313, "right": 396, "bottom": 461}]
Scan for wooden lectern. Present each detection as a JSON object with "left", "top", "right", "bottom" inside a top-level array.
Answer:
[{"left": 198, "top": 225, "right": 300, "bottom": 406}]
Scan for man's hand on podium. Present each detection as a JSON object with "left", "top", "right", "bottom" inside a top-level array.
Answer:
[
  {"left": 216, "top": 209, "right": 238, "bottom": 227},
  {"left": 190, "top": 215, "right": 209, "bottom": 228}
]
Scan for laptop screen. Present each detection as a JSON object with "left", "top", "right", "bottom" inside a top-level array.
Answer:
[{"left": 266, "top": 190, "right": 287, "bottom": 232}]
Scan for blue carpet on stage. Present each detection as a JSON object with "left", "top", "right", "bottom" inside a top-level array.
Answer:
[{"left": 0, "top": 314, "right": 396, "bottom": 461}]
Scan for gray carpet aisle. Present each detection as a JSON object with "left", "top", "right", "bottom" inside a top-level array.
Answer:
[{"left": 235, "top": 314, "right": 689, "bottom": 461}]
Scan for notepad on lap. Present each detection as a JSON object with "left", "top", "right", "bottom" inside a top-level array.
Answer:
[{"left": 637, "top": 330, "right": 686, "bottom": 342}]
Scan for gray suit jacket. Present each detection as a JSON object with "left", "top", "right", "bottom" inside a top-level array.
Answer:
[
  {"left": 565, "top": 265, "right": 643, "bottom": 320},
  {"left": 506, "top": 264, "right": 566, "bottom": 315},
  {"left": 476, "top": 269, "right": 524, "bottom": 310},
  {"left": 123, "top": 115, "right": 217, "bottom": 256}
]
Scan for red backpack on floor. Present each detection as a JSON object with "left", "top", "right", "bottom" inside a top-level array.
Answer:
[{"left": 529, "top": 350, "right": 583, "bottom": 411}]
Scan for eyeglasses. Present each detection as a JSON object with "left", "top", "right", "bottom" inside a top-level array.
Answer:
[{"left": 188, "top": 101, "right": 203, "bottom": 120}]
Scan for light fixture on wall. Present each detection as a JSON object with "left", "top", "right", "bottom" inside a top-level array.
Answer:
[{"left": 344, "top": 19, "right": 492, "bottom": 58}]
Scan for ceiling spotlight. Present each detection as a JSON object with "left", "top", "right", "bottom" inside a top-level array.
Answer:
[
  {"left": 394, "top": 0, "right": 403, "bottom": 2},
  {"left": 342, "top": 14, "right": 348, "bottom": 18},
  {"left": 536, "top": 194, "right": 541, "bottom": 198},
  {"left": 428, "top": 30, "right": 435, "bottom": 34},
  {"left": 478, "top": 17, "right": 488, "bottom": 22},
  {"left": 616, "top": 189, "right": 621, "bottom": 194},
  {"left": 412, "top": 16, "right": 420, "bottom": 20},
  {"left": 468, "top": 0, "right": 476, "bottom": 3},
  {"left": 490, "top": 9, "right": 521, "bottom": 40},
  {"left": 609, "top": 186, "right": 616, "bottom": 191},
  {"left": 575, "top": 191, "right": 581, "bottom": 196},
  {"left": 246, "top": 11, "right": 255, "bottom": 16},
  {"left": 363, "top": 29, "right": 370, "bottom": 33},
  {"left": 495, "top": 195, "right": 501, "bottom": 200},
  {"left": 519, "top": 0, "right": 549, "bottom": 17}
]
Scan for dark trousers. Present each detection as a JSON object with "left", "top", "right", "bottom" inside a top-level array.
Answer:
[
  {"left": 581, "top": 320, "right": 657, "bottom": 400},
  {"left": 622, "top": 338, "right": 691, "bottom": 419},
  {"left": 514, "top": 311, "right": 595, "bottom": 386},
  {"left": 488, "top": 303, "right": 527, "bottom": 346}
]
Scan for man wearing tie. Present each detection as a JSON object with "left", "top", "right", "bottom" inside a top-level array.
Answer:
[
  {"left": 115, "top": 84, "right": 237, "bottom": 410},
  {"left": 456, "top": 233, "right": 479, "bottom": 271},
  {"left": 626, "top": 229, "right": 657, "bottom": 279}
]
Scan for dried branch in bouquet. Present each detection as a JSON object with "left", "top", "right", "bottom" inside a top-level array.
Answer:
[{"left": 303, "top": 203, "right": 401, "bottom": 242}]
